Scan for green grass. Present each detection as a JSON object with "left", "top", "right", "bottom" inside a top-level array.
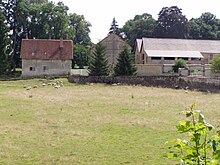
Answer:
[{"left": 0, "top": 78, "right": 219, "bottom": 164}]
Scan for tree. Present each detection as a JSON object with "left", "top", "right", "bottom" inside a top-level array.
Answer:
[
  {"left": 73, "top": 44, "right": 90, "bottom": 68},
  {"left": 109, "top": 17, "right": 120, "bottom": 35},
  {"left": 173, "top": 58, "right": 186, "bottom": 73},
  {"left": 121, "top": 13, "right": 156, "bottom": 48},
  {"left": 211, "top": 54, "right": 220, "bottom": 73},
  {"left": 154, "top": 6, "right": 188, "bottom": 39},
  {"left": 89, "top": 43, "right": 109, "bottom": 76},
  {"left": 189, "top": 12, "right": 220, "bottom": 40},
  {"left": 114, "top": 47, "right": 136, "bottom": 76},
  {"left": 0, "top": 10, "right": 11, "bottom": 74},
  {"left": 68, "top": 13, "right": 92, "bottom": 46}
]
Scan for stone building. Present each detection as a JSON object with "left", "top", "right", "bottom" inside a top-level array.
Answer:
[
  {"left": 135, "top": 38, "right": 220, "bottom": 65},
  {"left": 99, "top": 33, "right": 131, "bottom": 71},
  {"left": 135, "top": 38, "right": 220, "bottom": 76},
  {"left": 20, "top": 39, "right": 73, "bottom": 77}
]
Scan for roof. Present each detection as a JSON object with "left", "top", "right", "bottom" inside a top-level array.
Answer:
[
  {"left": 20, "top": 39, "right": 73, "bottom": 60},
  {"left": 142, "top": 38, "right": 220, "bottom": 54},
  {"left": 145, "top": 50, "right": 204, "bottom": 58},
  {"left": 100, "top": 33, "right": 131, "bottom": 49}
]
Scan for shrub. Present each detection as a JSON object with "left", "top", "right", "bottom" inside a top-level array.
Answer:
[
  {"left": 173, "top": 58, "right": 186, "bottom": 73},
  {"left": 166, "top": 104, "right": 220, "bottom": 165},
  {"left": 211, "top": 54, "right": 220, "bottom": 73}
]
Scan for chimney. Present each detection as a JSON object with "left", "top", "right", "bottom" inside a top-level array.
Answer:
[{"left": 60, "top": 38, "right": 64, "bottom": 48}]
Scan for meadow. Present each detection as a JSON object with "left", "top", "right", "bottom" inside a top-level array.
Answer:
[{"left": 0, "top": 78, "right": 219, "bottom": 164}]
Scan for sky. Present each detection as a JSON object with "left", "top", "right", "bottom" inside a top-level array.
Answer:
[{"left": 52, "top": 0, "right": 220, "bottom": 43}]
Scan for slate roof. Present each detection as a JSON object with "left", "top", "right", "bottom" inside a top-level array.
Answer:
[
  {"left": 142, "top": 38, "right": 220, "bottom": 54},
  {"left": 20, "top": 39, "right": 73, "bottom": 60}
]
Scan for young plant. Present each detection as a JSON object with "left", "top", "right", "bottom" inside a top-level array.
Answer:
[{"left": 167, "top": 104, "right": 220, "bottom": 165}]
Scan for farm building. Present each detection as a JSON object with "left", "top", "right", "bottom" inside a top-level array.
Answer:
[
  {"left": 135, "top": 38, "right": 220, "bottom": 65},
  {"left": 135, "top": 38, "right": 220, "bottom": 76},
  {"left": 99, "top": 33, "right": 131, "bottom": 71},
  {"left": 20, "top": 39, "right": 73, "bottom": 78}
]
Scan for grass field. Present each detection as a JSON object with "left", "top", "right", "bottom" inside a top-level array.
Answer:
[{"left": 0, "top": 78, "right": 219, "bottom": 164}]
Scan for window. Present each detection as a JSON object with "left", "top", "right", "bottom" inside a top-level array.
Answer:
[
  {"left": 164, "top": 57, "right": 175, "bottom": 60},
  {"left": 43, "top": 66, "right": 49, "bottom": 72},
  {"left": 151, "top": 57, "right": 161, "bottom": 60},
  {"left": 30, "top": 66, "right": 36, "bottom": 71}
]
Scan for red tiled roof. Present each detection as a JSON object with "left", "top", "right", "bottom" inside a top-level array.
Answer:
[{"left": 20, "top": 39, "right": 73, "bottom": 60}]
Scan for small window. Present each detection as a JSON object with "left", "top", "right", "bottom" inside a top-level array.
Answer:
[
  {"left": 43, "top": 66, "right": 48, "bottom": 71},
  {"left": 30, "top": 66, "right": 35, "bottom": 71},
  {"left": 164, "top": 57, "right": 175, "bottom": 60},
  {"left": 151, "top": 57, "right": 161, "bottom": 60}
]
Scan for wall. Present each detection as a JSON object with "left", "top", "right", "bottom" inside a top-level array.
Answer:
[
  {"left": 22, "top": 59, "right": 72, "bottom": 78},
  {"left": 68, "top": 75, "right": 220, "bottom": 93}
]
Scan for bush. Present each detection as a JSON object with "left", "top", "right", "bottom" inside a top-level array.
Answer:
[
  {"left": 211, "top": 54, "right": 220, "bottom": 73},
  {"left": 173, "top": 58, "right": 186, "bottom": 73},
  {"left": 167, "top": 104, "right": 220, "bottom": 165}
]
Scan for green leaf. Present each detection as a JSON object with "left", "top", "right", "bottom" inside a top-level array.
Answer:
[
  {"left": 205, "top": 123, "right": 214, "bottom": 131},
  {"left": 199, "top": 113, "right": 205, "bottom": 124},
  {"left": 167, "top": 153, "right": 178, "bottom": 158}
]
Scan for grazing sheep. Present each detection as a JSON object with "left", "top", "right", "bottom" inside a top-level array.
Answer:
[
  {"left": 42, "top": 83, "right": 46, "bottom": 86},
  {"left": 54, "top": 85, "right": 60, "bottom": 89},
  {"left": 33, "top": 85, "right": 38, "bottom": 88},
  {"left": 26, "top": 86, "right": 32, "bottom": 90}
]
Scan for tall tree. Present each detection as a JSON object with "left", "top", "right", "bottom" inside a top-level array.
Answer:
[
  {"left": 109, "top": 17, "right": 120, "bottom": 35},
  {"left": 189, "top": 12, "right": 220, "bottom": 40},
  {"left": 114, "top": 47, "right": 136, "bottom": 76},
  {"left": 121, "top": 13, "right": 156, "bottom": 48},
  {"left": 68, "top": 13, "right": 91, "bottom": 46},
  {"left": 89, "top": 43, "right": 109, "bottom": 76},
  {"left": 154, "top": 6, "right": 188, "bottom": 39},
  {"left": 0, "top": 10, "right": 11, "bottom": 74},
  {"left": 73, "top": 44, "right": 90, "bottom": 68}
]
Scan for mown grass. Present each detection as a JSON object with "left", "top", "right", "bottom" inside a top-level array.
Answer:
[{"left": 0, "top": 78, "right": 219, "bottom": 164}]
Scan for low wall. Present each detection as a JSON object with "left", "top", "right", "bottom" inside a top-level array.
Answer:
[{"left": 68, "top": 75, "right": 220, "bottom": 93}]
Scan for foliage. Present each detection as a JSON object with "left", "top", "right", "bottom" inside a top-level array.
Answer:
[
  {"left": 69, "top": 13, "right": 91, "bottom": 46},
  {"left": 0, "top": 10, "right": 11, "bottom": 74},
  {"left": 121, "top": 13, "right": 156, "bottom": 47},
  {"left": 89, "top": 43, "right": 109, "bottom": 76},
  {"left": 173, "top": 58, "right": 187, "bottom": 73},
  {"left": 109, "top": 17, "right": 120, "bottom": 35},
  {"left": 73, "top": 44, "right": 91, "bottom": 68},
  {"left": 114, "top": 47, "right": 136, "bottom": 76},
  {"left": 154, "top": 6, "right": 188, "bottom": 39},
  {"left": 189, "top": 12, "right": 220, "bottom": 40},
  {"left": 167, "top": 104, "right": 220, "bottom": 165},
  {"left": 211, "top": 54, "right": 220, "bottom": 73}
]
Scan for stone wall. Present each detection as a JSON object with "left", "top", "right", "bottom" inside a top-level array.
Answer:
[{"left": 68, "top": 75, "right": 220, "bottom": 93}]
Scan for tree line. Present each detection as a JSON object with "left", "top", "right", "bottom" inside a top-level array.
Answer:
[{"left": 1, "top": 1, "right": 220, "bottom": 75}]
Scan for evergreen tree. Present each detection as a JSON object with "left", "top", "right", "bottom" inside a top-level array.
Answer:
[
  {"left": 114, "top": 47, "right": 136, "bottom": 76},
  {"left": 89, "top": 43, "right": 109, "bottom": 76},
  {"left": 109, "top": 17, "right": 120, "bottom": 35},
  {"left": 0, "top": 10, "right": 11, "bottom": 74}
]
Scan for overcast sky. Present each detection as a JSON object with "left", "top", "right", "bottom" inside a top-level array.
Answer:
[{"left": 52, "top": 0, "right": 220, "bottom": 43}]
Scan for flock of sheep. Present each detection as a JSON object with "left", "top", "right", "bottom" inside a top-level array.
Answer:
[{"left": 24, "top": 80, "right": 64, "bottom": 90}]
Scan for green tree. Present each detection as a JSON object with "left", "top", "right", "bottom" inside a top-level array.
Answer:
[
  {"left": 109, "top": 17, "right": 120, "bottom": 35},
  {"left": 0, "top": 10, "right": 11, "bottom": 74},
  {"left": 68, "top": 13, "right": 91, "bottom": 46},
  {"left": 89, "top": 43, "right": 109, "bottom": 76},
  {"left": 173, "top": 58, "right": 186, "bottom": 73},
  {"left": 154, "top": 6, "right": 188, "bottom": 39},
  {"left": 211, "top": 54, "right": 220, "bottom": 73},
  {"left": 73, "top": 44, "right": 90, "bottom": 68},
  {"left": 114, "top": 47, "right": 136, "bottom": 76},
  {"left": 121, "top": 13, "right": 156, "bottom": 48},
  {"left": 189, "top": 12, "right": 220, "bottom": 40}
]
